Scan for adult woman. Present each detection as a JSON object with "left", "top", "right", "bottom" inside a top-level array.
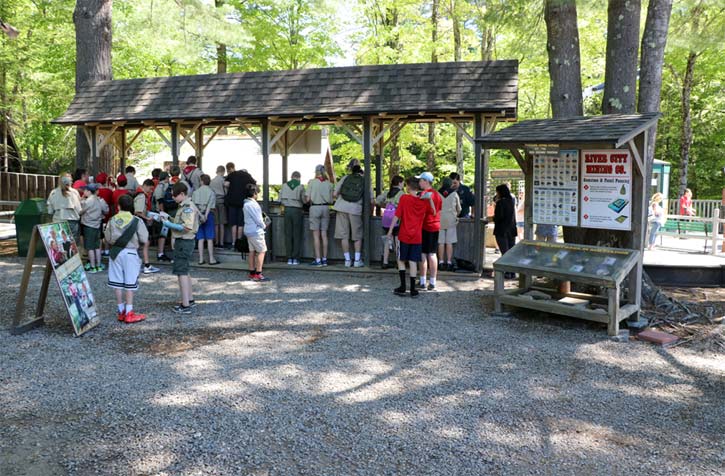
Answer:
[
  {"left": 47, "top": 173, "right": 82, "bottom": 245},
  {"left": 304, "top": 164, "right": 334, "bottom": 266},
  {"left": 648, "top": 192, "right": 667, "bottom": 250},
  {"left": 493, "top": 184, "right": 517, "bottom": 278},
  {"left": 376, "top": 175, "right": 404, "bottom": 269},
  {"left": 437, "top": 177, "right": 461, "bottom": 271},
  {"left": 516, "top": 190, "right": 525, "bottom": 239}
]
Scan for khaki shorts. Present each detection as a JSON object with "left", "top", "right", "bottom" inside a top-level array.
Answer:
[
  {"left": 334, "top": 211, "right": 363, "bottom": 241},
  {"left": 440, "top": 227, "right": 458, "bottom": 244},
  {"left": 172, "top": 238, "right": 195, "bottom": 276},
  {"left": 309, "top": 205, "right": 330, "bottom": 231},
  {"left": 215, "top": 201, "right": 227, "bottom": 225},
  {"left": 246, "top": 233, "right": 267, "bottom": 253}
]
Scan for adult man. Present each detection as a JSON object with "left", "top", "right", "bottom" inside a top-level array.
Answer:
[
  {"left": 333, "top": 161, "right": 367, "bottom": 267},
  {"left": 182, "top": 155, "right": 203, "bottom": 192},
  {"left": 449, "top": 172, "right": 475, "bottom": 218},
  {"left": 224, "top": 162, "right": 257, "bottom": 245},
  {"left": 418, "top": 172, "right": 442, "bottom": 291}
]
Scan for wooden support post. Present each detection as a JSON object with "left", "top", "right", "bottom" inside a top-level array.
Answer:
[
  {"left": 261, "top": 119, "right": 270, "bottom": 213},
  {"left": 608, "top": 285, "right": 620, "bottom": 336},
  {"left": 627, "top": 132, "right": 647, "bottom": 321},
  {"left": 711, "top": 208, "right": 720, "bottom": 256},
  {"left": 473, "top": 113, "right": 485, "bottom": 274},
  {"left": 520, "top": 151, "right": 534, "bottom": 290},
  {"left": 195, "top": 127, "right": 204, "bottom": 170},
  {"left": 363, "top": 116, "right": 373, "bottom": 265},
  {"left": 120, "top": 128, "right": 127, "bottom": 173},
  {"left": 494, "top": 270, "right": 504, "bottom": 312},
  {"left": 90, "top": 126, "right": 99, "bottom": 175},
  {"left": 12, "top": 227, "right": 47, "bottom": 335},
  {"left": 282, "top": 130, "right": 289, "bottom": 184},
  {"left": 170, "top": 123, "right": 179, "bottom": 167},
  {"left": 375, "top": 130, "right": 383, "bottom": 201}
]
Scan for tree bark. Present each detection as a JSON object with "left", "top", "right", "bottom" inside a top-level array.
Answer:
[
  {"left": 544, "top": 0, "right": 583, "bottom": 118},
  {"left": 602, "top": 0, "right": 641, "bottom": 114},
  {"left": 73, "top": 0, "right": 112, "bottom": 173},
  {"left": 451, "top": 0, "right": 463, "bottom": 178},
  {"left": 678, "top": 51, "right": 697, "bottom": 198},
  {"left": 427, "top": 0, "right": 438, "bottom": 172},
  {"left": 215, "top": 1, "right": 227, "bottom": 73}
]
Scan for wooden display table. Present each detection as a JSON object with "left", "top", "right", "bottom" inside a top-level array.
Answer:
[{"left": 493, "top": 241, "right": 640, "bottom": 335}]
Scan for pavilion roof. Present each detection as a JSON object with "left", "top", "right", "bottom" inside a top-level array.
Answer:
[{"left": 53, "top": 60, "right": 518, "bottom": 126}]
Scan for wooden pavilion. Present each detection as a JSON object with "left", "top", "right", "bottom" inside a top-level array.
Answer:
[{"left": 53, "top": 60, "right": 519, "bottom": 268}]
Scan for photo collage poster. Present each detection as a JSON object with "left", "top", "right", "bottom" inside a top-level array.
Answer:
[
  {"left": 531, "top": 146, "right": 579, "bottom": 227},
  {"left": 37, "top": 222, "right": 99, "bottom": 336}
]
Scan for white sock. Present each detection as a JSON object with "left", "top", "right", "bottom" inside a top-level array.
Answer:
[
  {"left": 354, "top": 252, "right": 361, "bottom": 261},
  {"left": 118, "top": 304, "right": 125, "bottom": 313},
  {"left": 420, "top": 277, "right": 426, "bottom": 286},
  {"left": 344, "top": 252, "right": 350, "bottom": 261},
  {"left": 125, "top": 304, "right": 133, "bottom": 313},
  {"left": 430, "top": 278, "right": 436, "bottom": 286}
]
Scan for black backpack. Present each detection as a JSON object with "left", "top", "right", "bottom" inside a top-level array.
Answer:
[
  {"left": 162, "top": 183, "right": 178, "bottom": 211},
  {"left": 340, "top": 174, "right": 364, "bottom": 202}
]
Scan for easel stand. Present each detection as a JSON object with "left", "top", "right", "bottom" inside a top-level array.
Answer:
[{"left": 12, "top": 226, "right": 52, "bottom": 335}]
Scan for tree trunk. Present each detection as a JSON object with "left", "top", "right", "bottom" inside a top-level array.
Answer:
[
  {"left": 427, "top": 0, "right": 438, "bottom": 172},
  {"left": 544, "top": 0, "right": 583, "bottom": 118},
  {"left": 388, "top": 125, "right": 401, "bottom": 179},
  {"left": 73, "top": 0, "right": 112, "bottom": 173},
  {"left": 638, "top": 0, "right": 672, "bottom": 201},
  {"left": 481, "top": 26, "right": 494, "bottom": 61},
  {"left": 602, "top": 0, "right": 641, "bottom": 114},
  {"left": 216, "top": 0, "right": 227, "bottom": 73},
  {"left": 452, "top": 0, "right": 463, "bottom": 178},
  {"left": 678, "top": 51, "right": 697, "bottom": 198}
]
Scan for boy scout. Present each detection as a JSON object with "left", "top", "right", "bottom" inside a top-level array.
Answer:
[
  {"left": 133, "top": 179, "right": 160, "bottom": 274},
  {"left": 161, "top": 182, "right": 200, "bottom": 314},
  {"left": 191, "top": 174, "right": 218, "bottom": 265}
]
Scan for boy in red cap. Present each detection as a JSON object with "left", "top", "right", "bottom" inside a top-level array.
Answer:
[{"left": 112, "top": 175, "right": 129, "bottom": 215}]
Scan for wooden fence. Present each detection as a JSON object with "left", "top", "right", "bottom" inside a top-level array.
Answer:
[
  {"left": 0, "top": 172, "right": 57, "bottom": 211},
  {"left": 667, "top": 199, "right": 721, "bottom": 219}
]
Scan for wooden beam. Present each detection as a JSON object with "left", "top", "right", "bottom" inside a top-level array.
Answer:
[
  {"left": 239, "top": 123, "right": 262, "bottom": 148},
  {"left": 125, "top": 127, "right": 145, "bottom": 153},
  {"left": 363, "top": 116, "right": 373, "bottom": 264},
  {"left": 381, "top": 121, "right": 409, "bottom": 148},
  {"left": 270, "top": 119, "right": 297, "bottom": 147},
  {"left": 287, "top": 123, "right": 313, "bottom": 150},
  {"left": 152, "top": 126, "right": 172, "bottom": 149},
  {"left": 203, "top": 125, "right": 224, "bottom": 149},
  {"left": 96, "top": 124, "right": 120, "bottom": 151},
  {"left": 81, "top": 127, "right": 93, "bottom": 150},
  {"left": 446, "top": 117, "right": 475, "bottom": 145},
  {"left": 336, "top": 121, "right": 362, "bottom": 145},
  {"left": 627, "top": 139, "right": 645, "bottom": 177},
  {"left": 179, "top": 123, "right": 202, "bottom": 150},
  {"left": 510, "top": 148, "right": 526, "bottom": 171},
  {"left": 371, "top": 118, "right": 400, "bottom": 147}
]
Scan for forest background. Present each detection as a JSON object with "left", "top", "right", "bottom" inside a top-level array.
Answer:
[{"left": 0, "top": 0, "right": 723, "bottom": 199}]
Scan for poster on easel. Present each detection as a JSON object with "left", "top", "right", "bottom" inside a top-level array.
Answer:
[
  {"left": 530, "top": 145, "right": 579, "bottom": 226},
  {"left": 580, "top": 150, "right": 632, "bottom": 231},
  {"left": 37, "top": 222, "right": 99, "bottom": 336}
]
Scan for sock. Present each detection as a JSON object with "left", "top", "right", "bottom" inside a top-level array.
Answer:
[
  {"left": 157, "top": 253, "right": 163, "bottom": 257},
  {"left": 354, "top": 252, "right": 361, "bottom": 261},
  {"left": 430, "top": 278, "right": 436, "bottom": 286},
  {"left": 118, "top": 303, "right": 125, "bottom": 313},
  {"left": 398, "top": 270, "right": 406, "bottom": 289},
  {"left": 410, "top": 277, "right": 417, "bottom": 291},
  {"left": 344, "top": 252, "right": 350, "bottom": 261},
  {"left": 420, "top": 276, "right": 426, "bottom": 286},
  {"left": 447, "top": 261, "right": 452, "bottom": 265},
  {"left": 125, "top": 304, "right": 133, "bottom": 313}
]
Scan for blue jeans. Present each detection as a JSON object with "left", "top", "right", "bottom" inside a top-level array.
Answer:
[{"left": 648, "top": 221, "right": 662, "bottom": 247}]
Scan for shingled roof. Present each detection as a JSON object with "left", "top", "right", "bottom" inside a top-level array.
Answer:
[
  {"left": 53, "top": 60, "right": 518, "bottom": 126},
  {"left": 476, "top": 113, "right": 661, "bottom": 148}
]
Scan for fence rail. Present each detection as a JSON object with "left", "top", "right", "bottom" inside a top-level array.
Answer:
[
  {"left": 0, "top": 172, "right": 57, "bottom": 211},
  {"left": 667, "top": 199, "right": 720, "bottom": 219}
]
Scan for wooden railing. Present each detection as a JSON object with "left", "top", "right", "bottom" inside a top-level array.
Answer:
[
  {"left": 667, "top": 199, "right": 721, "bottom": 219},
  {"left": 0, "top": 172, "right": 57, "bottom": 211}
]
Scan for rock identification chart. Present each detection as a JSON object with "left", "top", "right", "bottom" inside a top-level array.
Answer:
[
  {"left": 580, "top": 149, "right": 632, "bottom": 231},
  {"left": 530, "top": 145, "right": 579, "bottom": 226}
]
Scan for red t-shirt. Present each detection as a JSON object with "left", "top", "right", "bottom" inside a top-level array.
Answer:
[
  {"left": 395, "top": 194, "right": 430, "bottom": 244},
  {"left": 421, "top": 189, "right": 442, "bottom": 232},
  {"left": 679, "top": 195, "right": 693, "bottom": 216},
  {"left": 111, "top": 189, "right": 129, "bottom": 215},
  {"left": 72, "top": 179, "right": 86, "bottom": 190},
  {"left": 98, "top": 187, "right": 113, "bottom": 220}
]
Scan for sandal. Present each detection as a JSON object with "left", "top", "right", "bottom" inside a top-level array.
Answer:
[{"left": 208, "top": 260, "right": 221, "bottom": 265}]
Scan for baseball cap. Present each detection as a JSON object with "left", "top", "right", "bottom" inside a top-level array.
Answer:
[
  {"left": 116, "top": 174, "right": 127, "bottom": 186},
  {"left": 96, "top": 173, "right": 108, "bottom": 185},
  {"left": 81, "top": 183, "right": 100, "bottom": 192},
  {"left": 416, "top": 172, "right": 434, "bottom": 183}
]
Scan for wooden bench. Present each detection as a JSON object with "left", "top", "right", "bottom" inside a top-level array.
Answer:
[{"left": 658, "top": 218, "right": 713, "bottom": 252}]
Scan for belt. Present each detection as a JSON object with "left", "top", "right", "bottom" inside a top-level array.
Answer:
[{"left": 311, "top": 203, "right": 329, "bottom": 206}]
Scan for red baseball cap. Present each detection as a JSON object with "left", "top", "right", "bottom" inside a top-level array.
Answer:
[
  {"left": 96, "top": 172, "right": 108, "bottom": 185},
  {"left": 116, "top": 174, "right": 127, "bottom": 186}
]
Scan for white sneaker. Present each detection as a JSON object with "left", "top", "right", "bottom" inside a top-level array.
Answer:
[
  {"left": 344, "top": 260, "right": 352, "bottom": 267},
  {"left": 143, "top": 264, "right": 160, "bottom": 274},
  {"left": 292, "top": 259, "right": 300, "bottom": 265},
  {"left": 353, "top": 261, "right": 365, "bottom": 268},
  {"left": 287, "top": 259, "right": 293, "bottom": 265}
]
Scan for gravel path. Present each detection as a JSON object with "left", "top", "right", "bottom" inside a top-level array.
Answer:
[{"left": 1, "top": 257, "right": 723, "bottom": 476}]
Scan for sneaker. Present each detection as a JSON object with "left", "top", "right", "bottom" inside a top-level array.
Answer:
[
  {"left": 84, "top": 262, "right": 92, "bottom": 271},
  {"left": 254, "top": 273, "right": 269, "bottom": 282},
  {"left": 344, "top": 260, "right": 352, "bottom": 267},
  {"left": 287, "top": 259, "right": 293, "bottom": 265},
  {"left": 393, "top": 286, "right": 407, "bottom": 296},
  {"left": 410, "top": 288, "right": 419, "bottom": 298},
  {"left": 292, "top": 259, "right": 300, "bottom": 265},
  {"left": 88, "top": 267, "right": 98, "bottom": 274},
  {"left": 94, "top": 266, "right": 103, "bottom": 273},
  {"left": 353, "top": 261, "right": 365, "bottom": 268},
  {"left": 418, "top": 283, "right": 427, "bottom": 291},
  {"left": 97, "top": 263, "right": 106, "bottom": 271},
  {"left": 172, "top": 305, "right": 192, "bottom": 315},
  {"left": 143, "top": 264, "right": 160, "bottom": 274},
  {"left": 427, "top": 283, "right": 436, "bottom": 291},
  {"left": 188, "top": 300, "right": 197, "bottom": 309},
  {"left": 117, "top": 311, "right": 126, "bottom": 322},
  {"left": 321, "top": 258, "right": 328, "bottom": 267},
  {"left": 124, "top": 311, "right": 146, "bottom": 323},
  {"left": 309, "top": 260, "right": 321, "bottom": 266},
  {"left": 248, "top": 272, "right": 257, "bottom": 280},
  {"left": 158, "top": 254, "right": 173, "bottom": 262}
]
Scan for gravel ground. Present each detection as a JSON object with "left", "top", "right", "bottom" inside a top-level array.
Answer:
[{"left": 1, "top": 257, "right": 723, "bottom": 476}]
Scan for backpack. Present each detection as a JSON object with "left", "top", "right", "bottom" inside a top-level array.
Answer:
[
  {"left": 162, "top": 183, "right": 178, "bottom": 211},
  {"left": 340, "top": 174, "right": 364, "bottom": 202},
  {"left": 183, "top": 169, "right": 199, "bottom": 193},
  {"left": 381, "top": 202, "right": 397, "bottom": 228}
]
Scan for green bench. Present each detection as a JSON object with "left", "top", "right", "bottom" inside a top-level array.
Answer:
[{"left": 658, "top": 218, "right": 713, "bottom": 252}]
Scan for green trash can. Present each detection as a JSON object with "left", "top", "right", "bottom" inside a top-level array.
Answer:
[{"left": 14, "top": 198, "right": 50, "bottom": 257}]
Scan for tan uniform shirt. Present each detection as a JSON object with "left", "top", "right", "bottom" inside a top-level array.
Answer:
[
  {"left": 80, "top": 195, "right": 109, "bottom": 228},
  {"left": 280, "top": 182, "right": 306, "bottom": 208},
  {"left": 133, "top": 193, "right": 148, "bottom": 215},
  {"left": 305, "top": 178, "right": 333, "bottom": 206},
  {"left": 107, "top": 212, "right": 148, "bottom": 248},
  {"left": 210, "top": 175, "right": 226, "bottom": 203},
  {"left": 191, "top": 185, "right": 216, "bottom": 215},
  {"left": 47, "top": 187, "right": 82, "bottom": 222},
  {"left": 172, "top": 198, "right": 199, "bottom": 239}
]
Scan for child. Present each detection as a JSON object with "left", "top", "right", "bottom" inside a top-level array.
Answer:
[
  {"left": 133, "top": 179, "right": 160, "bottom": 274},
  {"left": 243, "top": 184, "right": 269, "bottom": 281},
  {"left": 161, "top": 182, "right": 200, "bottom": 314},
  {"left": 209, "top": 165, "right": 227, "bottom": 248},
  {"left": 387, "top": 177, "right": 436, "bottom": 297},
  {"left": 106, "top": 194, "right": 148, "bottom": 323},
  {"left": 192, "top": 174, "right": 219, "bottom": 265},
  {"left": 80, "top": 183, "right": 109, "bottom": 273}
]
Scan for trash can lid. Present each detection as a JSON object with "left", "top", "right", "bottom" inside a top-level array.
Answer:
[{"left": 13, "top": 198, "right": 48, "bottom": 216}]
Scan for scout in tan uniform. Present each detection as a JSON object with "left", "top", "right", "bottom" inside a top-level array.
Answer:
[
  {"left": 133, "top": 179, "right": 160, "bottom": 274},
  {"left": 191, "top": 174, "right": 219, "bottom": 265},
  {"left": 304, "top": 164, "right": 334, "bottom": 266},
  {"left": 279, "top": 170, "right": 306, "bottom": 265},
  {"left": 106, "top": 194, "right": 148, "bottom": 323},
  {"left": 161, "top": 182, "right": 200, "bottom": 314},
  {"left": 47, "top": 173, "right": 82, "bottom": 245}
]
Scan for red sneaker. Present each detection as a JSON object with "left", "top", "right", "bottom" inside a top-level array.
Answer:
[
  {"left": 123, "top": 311, "right": 146, "bottom": 323},
  {"left": 117, "top": 311, "right": 126, "bottom": 322}
]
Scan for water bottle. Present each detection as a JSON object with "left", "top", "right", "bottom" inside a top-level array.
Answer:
[{"left": 161, "top": 224, "right": 168, "bottom": 237}]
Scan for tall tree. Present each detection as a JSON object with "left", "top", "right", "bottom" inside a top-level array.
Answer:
[
  {"left": 426, "top": 0, "right": 438, "bottom": 172},
  {"left": 602, "top": 0, "right": 641, "bottom": 114},
  {"left": 215, "top": 0, "right": 227, "bottom": 73},
  {"left": 447, "top": 0, "right": 464, "bottom": 177},
  {"left": 73, "top": 0, "right": 112, "bottom": 172},
  {"left": 544, "top": 0, "right": 583, "bottom": 118}
]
